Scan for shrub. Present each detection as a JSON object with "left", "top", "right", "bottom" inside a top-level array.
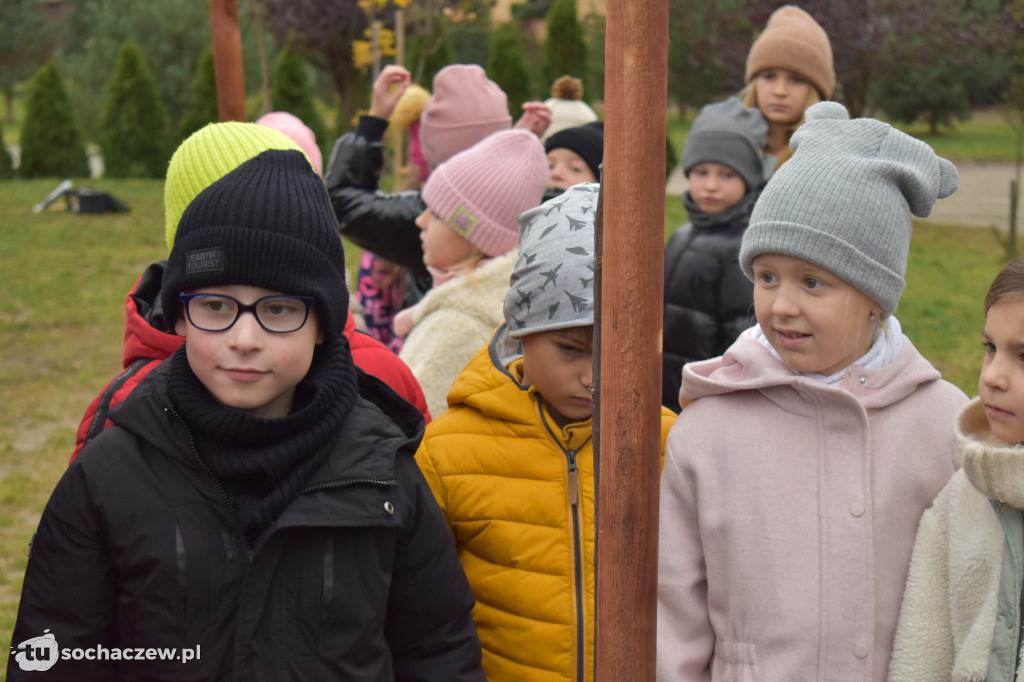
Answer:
[
  {"left": 271, "top": 48, "right": 330, "bottom": 160},
  {"left": 100, "top": 41, "right": 170, "bottom": 178},
  {"left": 488, "top": 23, "right": 533, "bottom": 118},
  {"left": 177, "top": 50, "right": 220, "bottom": 145},
  {"left": 19, "top": 60, "right": 90, "bottom": 179},
  {"left": 0, "top": 120, "right": 13, "bottom": 179},
  {"left": 542, "top": 0, "right": 588, "bottom": 99}
]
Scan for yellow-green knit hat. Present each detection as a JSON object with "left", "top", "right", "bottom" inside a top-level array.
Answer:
[{"left": 163, "top": 122, "right": 307, "bottom": 249}]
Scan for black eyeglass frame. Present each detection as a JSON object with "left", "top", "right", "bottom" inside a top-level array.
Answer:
[{"left": 178, "top": 292, "right": 316, "bottom": 333}]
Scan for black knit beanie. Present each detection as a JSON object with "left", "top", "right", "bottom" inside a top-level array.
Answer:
[
  {"left": 544, "top": 121, "right": 604, "bottom": 181},
  {"left": 161, "top": 149, "right": 349, "bottom": 341}
]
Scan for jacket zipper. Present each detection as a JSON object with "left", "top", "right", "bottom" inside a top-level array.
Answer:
[
  {"left": 538, "top": 401, "right": 587, "bottom": 682},
  {"left": 166, "top": 405, "right": 254, "bottom": 562}
]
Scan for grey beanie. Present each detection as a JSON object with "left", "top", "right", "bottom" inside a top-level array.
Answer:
[
  {"left": 503, "top": 182, "right": 599, "bottom": 337},
  {"left": 739, "top": 101, "right": 959, "bottom": 317},
  {"left": 683, "top": 96, "right": 767, "bottom": 193}
]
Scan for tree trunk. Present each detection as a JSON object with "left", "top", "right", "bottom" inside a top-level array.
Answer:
[{"left": 208, "top": 0, "right": 247, "bottom": 122}]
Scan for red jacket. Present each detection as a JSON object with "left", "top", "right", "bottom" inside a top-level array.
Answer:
[{"left": 72, "top": 262, "right": 430, "bottom": 462}]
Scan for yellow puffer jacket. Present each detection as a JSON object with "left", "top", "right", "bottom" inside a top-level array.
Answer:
[{"left": 415, "top": 331, "right": 677, "bottom": 682}]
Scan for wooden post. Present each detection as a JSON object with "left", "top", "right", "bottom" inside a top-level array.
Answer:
[
  {"left": 208, "top": 0, "right": 247, "bottom": 122},
  {"left": 594, "top": 0, "right": 668, "bottom": 680},
  {"left": 394, "top": 9, "right": 405, "bottom": 186}
]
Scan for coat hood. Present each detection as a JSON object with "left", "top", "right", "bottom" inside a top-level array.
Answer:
[{"left": 681, "top": 326, "right": 945, "bottom": 411}]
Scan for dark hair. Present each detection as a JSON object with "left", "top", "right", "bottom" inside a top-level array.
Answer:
[{"left": 985, "top": 256, "right": 1024, "bottom": 314}]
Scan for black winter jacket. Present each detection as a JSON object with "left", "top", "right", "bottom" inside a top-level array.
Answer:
[
  {"left": 8, "top": 363, "right": 484, "bottom": 682},
  {"left": 325, "top": 115, "right": 429, "bottom": 283},
  {"left": 662, "top": 190, "right": 759, "bottom": 411}
]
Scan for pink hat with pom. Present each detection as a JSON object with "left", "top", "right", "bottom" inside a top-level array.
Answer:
[
  {"left": 422, "top": 129, "right": 548, "bottom": 257},
  {"left": 419, "top": 64, "right": 512, "bottom": 170},
  {"left": 255, "top": 111, "right": 323, "bottom": 176}
]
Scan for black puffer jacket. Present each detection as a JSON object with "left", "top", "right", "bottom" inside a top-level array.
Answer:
[
  {"left": 325, "top": 115, "right": 429, "bottom": 282},
  {"left": 662, "top": 190, "right": 759, "bottom": 411},
  {"left": 8, "top": 363, "right": 484, "bottom": 682}
]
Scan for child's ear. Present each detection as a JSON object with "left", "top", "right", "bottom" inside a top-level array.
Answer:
[{"left": 174, "top": 312, "right": 188, "bottom": 337}]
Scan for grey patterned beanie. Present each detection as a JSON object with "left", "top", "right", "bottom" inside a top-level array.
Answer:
[
  {"left": 504, "top": 182, "right": 599, "bottom": 337},
  {"left": 739, "top": 101, "right": 959, "bottom": 317},
  {"left": 683, "top": 96, "right": 767, "bottom": 193}
]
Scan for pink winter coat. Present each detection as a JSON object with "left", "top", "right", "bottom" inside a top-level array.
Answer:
[{"left": 656, "top": 328, "right": 966, "bottom": 682}]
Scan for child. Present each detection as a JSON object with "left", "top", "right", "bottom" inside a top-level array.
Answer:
[
  {"left": 656, "top": 102, "right": 965, "bottom": 681},
  {"left": 740, "top": 4, "right": 833, "bottom": 177},
  {"left": 541, "top": 75, "right": 599, "bottom": 142},
  {"left": 662, "top": 96, "right": 767, "bottom": 410},
  {"left": 398, "top": 128, "right": 548, "bottom": 418},
  {"left": 326, "top": 64, "right": 514, "bottom": 282},
  {"left": 71, "top": 121, "right": 429, "bottom": 461},
  {"left": 9, "top": 149, "right": 484, "bottom": 681},
  {"left": 888, "top": 256, "right": 1024, "bottom": 681},
  {"left": 414, "top": 183, "right": 677, "bottom": 681},
  {"left": 543, "top": 120, "right": 604, "bottom": 202}
]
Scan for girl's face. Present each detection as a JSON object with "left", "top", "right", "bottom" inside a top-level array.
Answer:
[
  {"left": 979, "top": 301, "right": 1024, "bottom": 444},
  {"left": 752, "top": 254, "right": 881, "bottom": 376},
  {"left": 547, "top": 148, "right": 597, "bottom": 190},
  {"left": 753, "top": 68, "right": 813, "bottom": 128},
  {"left": 688, "top": 162, "right": 747, "bottom": 215},
  {"left": 415, "top": 208, "right": 481, "bottom": 272}
]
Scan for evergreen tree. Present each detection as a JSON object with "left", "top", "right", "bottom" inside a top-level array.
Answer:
[
  {"left": 488, "top": 23, "right": 533, "bottom": 118},
  {"left": 19, "top": 61, "right": 90, "bottom": 179},
  {"left": 271, "top": 48, "right": 330, "bottom": 160},
  {"left": 100, "top": 41, "right": 170, "bottom": 178},
  {"left": 0, "top": 120, "right": 13, "bottom": 179},
  {"left": 542, "top": 0, "right": 588, "bottom": 99},
  {"left": 176, "top": 49, "right": 220, "bottom": 144},
  {"left": 584, "top": 13, "right": 606, "bottom": 105}
]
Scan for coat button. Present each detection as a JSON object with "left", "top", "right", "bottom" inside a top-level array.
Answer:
[
  {"left": 383, "top": 501, "right": 395, "bottom": 515},
  {"left": 850, "top": 502, "right": 865, "bottom": 517},
  {"left": 858, "top": 376, "right": 867, "bottom": 385},
  {"left": 853, "top": 644, "right": 869, "bottom": 658}
]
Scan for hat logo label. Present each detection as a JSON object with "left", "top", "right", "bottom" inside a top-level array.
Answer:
[
  {"left": 185, "top": 248, "right": 224, "bottom": 274},
  {"left": 448, "top": 206, "right": 477, "bottom": 237}
]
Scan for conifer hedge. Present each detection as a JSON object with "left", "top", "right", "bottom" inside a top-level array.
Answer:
[
  {"left": 100, "top": 41, "right": 170, "bottom": 178},
  {"left": 19, "top": 61, "right": 90, "bottom": 179}
]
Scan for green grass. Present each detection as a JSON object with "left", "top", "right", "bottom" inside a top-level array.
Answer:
[{"left": 667, "top": 107, "right": 1021, "bottom": 164}]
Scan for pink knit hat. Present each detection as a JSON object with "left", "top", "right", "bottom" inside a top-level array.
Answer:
[
  {"left": 421, "top": 129, "right": 548, "bottom": 257},
  {"left": 419, "top": 64, "right": 513, "bottom": 170},
  {"left": 255, "top": 111, "right": 323, "bottom": 176}
]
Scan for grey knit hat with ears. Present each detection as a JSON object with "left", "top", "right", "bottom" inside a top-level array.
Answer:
[
  {"left": 739, "top": 101, "right": 959, "bottom": 317},
  {"left": 503, "top": 182, "right": 599, "bottom": 337}
]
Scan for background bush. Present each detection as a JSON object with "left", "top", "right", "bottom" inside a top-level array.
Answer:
[
  {"left": 100, "top": 41, "right": 170, "bottom": 178},
  {"left": 18, "top": 60, "right": 89, "bottom": 179}
]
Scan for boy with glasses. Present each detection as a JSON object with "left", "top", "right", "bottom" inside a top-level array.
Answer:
[{"left": 7, "top": 148, "right": 484, "bottom": 681}]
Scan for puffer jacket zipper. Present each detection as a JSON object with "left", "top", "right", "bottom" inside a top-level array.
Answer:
[{"left": 538, "top": 400, "right": 589, "bottom": 682}]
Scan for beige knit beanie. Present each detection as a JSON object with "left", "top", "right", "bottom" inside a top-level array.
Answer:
[{"left": 745, "top": 5, "right": 835, "bottom": 99}]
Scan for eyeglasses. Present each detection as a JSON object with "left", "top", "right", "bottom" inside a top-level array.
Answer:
[{"left": 179, "top": 293, "right": 316, "bottom": 333}]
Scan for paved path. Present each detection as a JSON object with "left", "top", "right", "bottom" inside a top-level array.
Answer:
[{"left": 666, "top": 160, "right": 1021, "bottom": 230}]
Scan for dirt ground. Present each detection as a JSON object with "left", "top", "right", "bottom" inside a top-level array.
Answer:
[{"left": 666, "top": 161, "right": 1022, "bottom": 231}]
